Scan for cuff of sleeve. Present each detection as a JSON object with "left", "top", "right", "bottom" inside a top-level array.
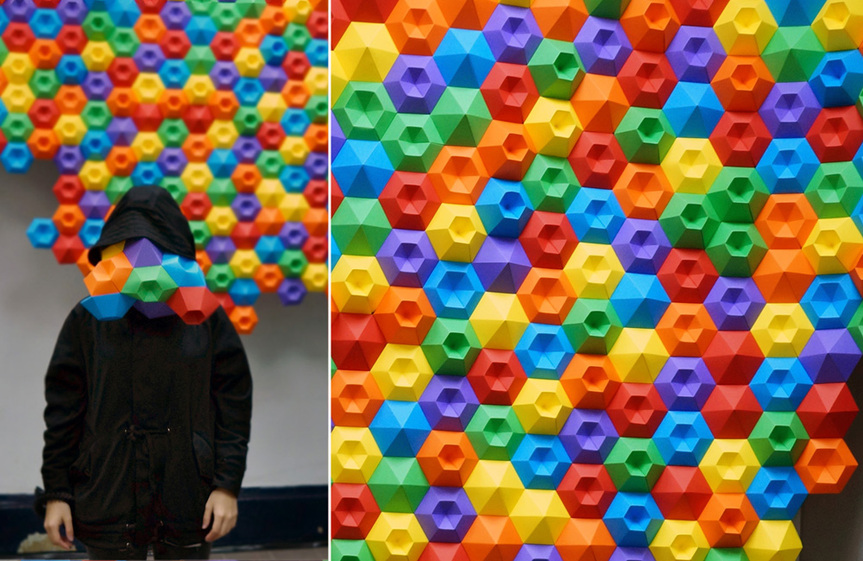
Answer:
[{"left": 33, "top": 487, "right": 74, "bottom": 519}]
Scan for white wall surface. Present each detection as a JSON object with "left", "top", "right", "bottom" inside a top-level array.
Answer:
[{"left": 0, "top": 161, "right": 328, "bottom": 493}]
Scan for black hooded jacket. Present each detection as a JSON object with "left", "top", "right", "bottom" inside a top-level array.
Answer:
[{"left": 40, "top": 186, "right": 253, "bottom": 548}]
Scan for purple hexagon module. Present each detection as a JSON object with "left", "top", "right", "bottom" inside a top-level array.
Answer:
[
  {"left": 305, "top": 151, "right": 329, "bottom": 179},
  {"left": 384, "top": 55, "right": 447, "bottom": 114},
  {"left": 482, "top": 4, "right": 543, "bottom": 65},
  {"left": 559, "top": 408, "right": 618, "bottom": 463},
  {"left": 704, "top": 276, "right": 766, "bottom": 331},
  {"left": 610, "top": 547, "right": 656, "bottom": 561},
  {"left": 78, "top": 190, "right": 112, "bottom": 219},
  {"left": 473, "top": 236, "right": 532, "bottom": 293},
  {"left": 58, "top": 0, "right": 88, "bottom": 24},
  {"left": 157, "top": 148, "right": 189, "bottom": 176},
  {"left": 160, "top": 1, "right": 191, "bottom": 29},
  {"left": 54, "top": 145, "right": 85, "bottom": 175},
  {"left": 212, "top": 61, "right": 242, "bottom": 91},
  {"left": 277, "top": 278, "right": 307, "bottom": 306},
  {"left": 799, "top": 328, "right": 861, "bottom": 383},
  {"left": 666, "top": 26, "right": 725, "bottom": 83},
  {"left": 134, "top": 300, "right": 175, "bottom": 319},
  {"left": 419, "top": 374, "right": 479, "bottom": 432},
  {"left": 759, "top": 82, "right": 821, "bottom": 138},
  {"left": 612, "top": 219, "right": 671, "bottom": 275},
  {"left": 233, "top": 137, "right": 262, "bottom": 164},
  {"left": 231, "top": 193, "right": 262, "bottom": 222},
  {"left": 133, "top": 43, "right": 166, "bottom": 73},
  {"left": 124, "top": 238, "right": 164, "bottom": 267},
  {"left": 5, "top": 0, "right": 34, "bottom": 22},
  {"left": 279, "top": 222, "right": 309, "bottom": 249},
  {"left": 574, "top": 16, "right": 633, "bottom": 76},
  {"left": 206, "top": 236, "right": 237, "bottom": 264},
  {"left": 82, "top": 72, "right": 113, "bottom": 101},
  {"left": 515, "top": 544, "right": 564, "bottom": 561},
  {"left": 377, "top": 228, "right": 438, "bottom": 288},
  {"left": 107, "top": 117, "right": 138, "bottom": 147},
  {"left": 259, "top": 64, "right": 288, "bottom": 92},
  {"left": 415, "top": 486, "right": 477, "bottom": 543},
  {"left": 655, "top": 356, "right": 715, "bottom": 412}
]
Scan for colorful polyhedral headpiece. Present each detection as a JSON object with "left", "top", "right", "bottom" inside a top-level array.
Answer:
[{"left": 82, "top": 238, "right": 219, "bottom": 325}]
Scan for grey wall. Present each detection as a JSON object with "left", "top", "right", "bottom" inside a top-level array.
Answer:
[
  {"left": 0, "top": 161, "right": 327, "bottom": 493},
  {"left": 799, "top": 365, "right": 863, "bottom": 561}
]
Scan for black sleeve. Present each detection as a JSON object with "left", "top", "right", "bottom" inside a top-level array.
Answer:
[
  {"left": 210, "top": 308, "right": 253, "bottom": 497},
  {"left": 40, "top": 307, "right": 88, "bottom": 507}
]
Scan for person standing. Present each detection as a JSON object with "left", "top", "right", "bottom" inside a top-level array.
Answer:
[{"left": 37, "top": 186, "right": 253, "bottom": 560}]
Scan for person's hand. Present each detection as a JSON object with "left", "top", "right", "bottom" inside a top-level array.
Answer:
[
  {"left": 44, "top": 500, "right": 75, "bottom": 550},
  {"left": 202, "top": 488, "right": 238, "bottom": 542}
]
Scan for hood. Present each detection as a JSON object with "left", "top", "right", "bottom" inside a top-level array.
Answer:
[{"left": 88, "top": 186, "right": 196, "bottom": 266}]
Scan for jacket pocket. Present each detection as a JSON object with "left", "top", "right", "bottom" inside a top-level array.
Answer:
[
  {"left": 69, "top": 448, "right": 91, "bottom": 484},
  {"left": 191, "top": 432, "right": 215, "bottom": 482}
]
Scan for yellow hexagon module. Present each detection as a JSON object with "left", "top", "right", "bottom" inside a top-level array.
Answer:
[
  {"left": 751, "top": 303, "right": 814, "bottom": 357},
  {"left": 510, "top": 489, "right": 570, "bottom": 544},
  {"left": 366, "top": 512, "right": 428, "bottom": 561},
  {"left": 608, "top": 327, "right": 669, "bottom": 383},
  {"left": 331, "top": 426, "right": 382, "bottom": 484},
  {"left": 649, "top": 519, "right": 710, "bottom": 561},
  {"left": 371, "top": 343, "right": 433, "bottom": 401},
  {"left": 812, "top": 0, "right": 863, "bottom": 52},
  {"left": 331, "top": 255, "right": 389, "bottom": 314},
  {"left": 332, "top": 22, "right": 399, "bottom": 83},
  {"left": 524, "top": 97, "right": 583, "bottom": 157},
  {"left": 427, "top": 203, "right": 487, "bottom": 262},
  {"left": 743, "top": 520, "right": 803, "bottom": 561},
  {"left": 512, "top": 378, "right": 573, "bottom": 435},
  {"left": 661, "top": 138, "right": 722, "bottom": 195},
  {"left": 802, "top": 217, "right": 863, "bottom": 275},
  {"left": 700, "top": 438, "right": 761, "bottom": 493},
  {"left": 469, "top": 292, "right": 530, "bottom": 350},
  {"left": 565, "top": 242, "right": 625, "bottom": 299},
  {"left": 714, "top": 0, "right": 778, "bottom": 55},
  {"left": 463, "top": 459, "right": 525, "bottom": 516}
]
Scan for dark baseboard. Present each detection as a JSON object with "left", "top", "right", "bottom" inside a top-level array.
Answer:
[{"left": 0, "top": 485, "right": 327, "bottom": 558}]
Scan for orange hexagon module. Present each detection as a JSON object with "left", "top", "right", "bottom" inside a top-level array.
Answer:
[
  {"left": 613, "top": 163, "right": 674, "bottom": 220},
  {"left": 385, "top": 0, "right": 448, "bottom": 56},
  {"left": 477, "top": 120, "right": 537, "bottom": 181},
  {"left": 462, "top": 515, "right": 522, "bottom": 561},
  {"left": 428, "top": 146, "right": 489, "bottom": 205},
  {"left": 752, "top": 249, "right": 816, "bottom": 303},
  {"left": 712, "top": 55, "right": 774, "bottom": 112},
  {"left": 796, "top": 438, "right": 858, "bottom": 494},
  {"left": 331, "top": 369, "right": 384, "bottom": 427},
  {"left": 755, "top": 194, "right": 817, "bottom": 250},
  {"left": 571, "top": 73, "right": 629, "bottom": 134},
  {"left": 417, "top": 429, "right": 478, "bottom": 487},
  {"left": 656, "top": 302, "right": 718, "bottom": 356},
  {"left": 517, "top": 267, "right": 577, "bottom": 324},
  {"left": 555, "top": 518, "right": 617, "bottom": 561},
  {"left": 698, "top": 492, "right": 759, "bottom": 548},
  {"left": 373, "top": 286, "right": 436, "bottom": 345},
  {"left": 621, "top": 0, "right": 680, "bottom": 52},
  {"left": 560, "top": 353, "right": 622, "bottom": 409}
]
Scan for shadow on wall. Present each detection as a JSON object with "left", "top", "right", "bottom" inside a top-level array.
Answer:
[{"left": 800, "top": 361, "right": 863, "bottom": 561}]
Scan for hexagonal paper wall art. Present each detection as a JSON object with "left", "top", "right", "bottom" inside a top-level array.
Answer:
[
  {"left": 17, "top": 0, "right": 328, "bottom": 334},
  {"left": 331, "top": 0, "right": 863, "bottom": 559}
]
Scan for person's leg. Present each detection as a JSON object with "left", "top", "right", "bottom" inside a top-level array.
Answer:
[
  {"left": 85, "top": 544, "right": 148, "bottom": 560},
  {"left": 153, "top": 540, "right": 211, "bottom": 560}
]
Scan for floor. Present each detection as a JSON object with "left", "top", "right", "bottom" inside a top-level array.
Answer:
[{"left": 212, "top": 547, "right": 327, "bottom": 560}]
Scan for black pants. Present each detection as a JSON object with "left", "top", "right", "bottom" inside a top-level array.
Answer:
[{"left": 86, "top": 541, "right": 211, "bottom": 560}]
